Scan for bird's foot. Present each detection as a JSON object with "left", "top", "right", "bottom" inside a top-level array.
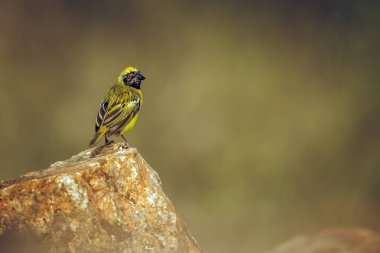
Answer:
[
  {"left": 120, "top": 141, "right": 130, "bottom": 149},
  {"left": 105, "top": 140, "right": 115, "bottom": 145},
  {"left": 120, "top": 135, "right": 130, "bottom": 149},
  {"left": 105, "top": 137, "right": 115, "bottom": 146}
]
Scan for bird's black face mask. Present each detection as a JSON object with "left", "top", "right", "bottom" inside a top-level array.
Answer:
[{"left": 123, "top": 72, "right": 145, "bottom": 89}]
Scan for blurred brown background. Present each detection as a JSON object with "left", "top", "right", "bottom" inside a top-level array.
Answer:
[{"left": 0, "top": 0, "right": 379, "bottom": 252}]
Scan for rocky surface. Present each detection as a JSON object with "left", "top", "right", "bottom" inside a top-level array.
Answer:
[
  {"left": 268, "top": 228, "right": 380, "bottom": 253},
  {"left": 0, "top": 143, "right": 201, "bottom": 253}
]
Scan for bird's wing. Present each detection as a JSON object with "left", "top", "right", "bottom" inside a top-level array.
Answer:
[
  {"left": 95, "top": 101, "right": 109, "bottom": 132},
  {"left": 95, "top": 98, "right": 140, "bottom": 133}
]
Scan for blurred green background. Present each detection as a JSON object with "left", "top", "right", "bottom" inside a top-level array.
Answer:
[{"left": 0, "top": 0, "right": 379, "bottom": 252}]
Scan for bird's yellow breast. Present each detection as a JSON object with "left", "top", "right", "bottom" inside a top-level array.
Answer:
[
  {"left": 121, "top": 112, "right": 140, "bottom": 135},
  {"left": 116, "top": 87, "right": 143, "bottom": 135}
]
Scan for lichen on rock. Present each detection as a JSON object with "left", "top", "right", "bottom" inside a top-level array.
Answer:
[{"left": 0, "top": 143, "right": 201, "bottom": 253}]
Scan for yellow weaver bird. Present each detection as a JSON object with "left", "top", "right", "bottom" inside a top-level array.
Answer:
[{"left": 89, "top": 66, "right": 145, "bottom": 147}]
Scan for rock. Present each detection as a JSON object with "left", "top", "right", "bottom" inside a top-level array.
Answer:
[
  {"left": 268, "top": 228, "right": 380, "bottom": 253},
  {"left": 0, "top": 143, "right": 201, "bottom": 253}
]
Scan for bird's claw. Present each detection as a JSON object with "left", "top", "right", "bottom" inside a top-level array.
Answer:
[
  {"left": 105, "top": 140, "right": 115, "bottom": 146},
  {"left": 121, "top": 141, "right": 130, "bottom": 149}
]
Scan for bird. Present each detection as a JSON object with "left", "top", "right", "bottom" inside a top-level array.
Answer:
[{"left": 89, "top": 66, "right": 145, "bottom": 147}]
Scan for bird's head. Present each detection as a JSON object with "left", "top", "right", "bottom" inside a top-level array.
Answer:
[{"left": 117, "top": 66, "right": 145, "bottom": 89}]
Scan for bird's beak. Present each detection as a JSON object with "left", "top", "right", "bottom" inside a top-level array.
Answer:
[{"left": 137, "top": 73, "right": 145, "bottom": 81}]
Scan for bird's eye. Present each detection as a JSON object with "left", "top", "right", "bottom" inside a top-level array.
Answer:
[{"left": 123, "top": 73, "right": 135, "bottom": 85}]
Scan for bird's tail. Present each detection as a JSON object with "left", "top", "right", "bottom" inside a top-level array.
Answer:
[{"left": 89, "top": 129, "right": 107, "bottom": 147}]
